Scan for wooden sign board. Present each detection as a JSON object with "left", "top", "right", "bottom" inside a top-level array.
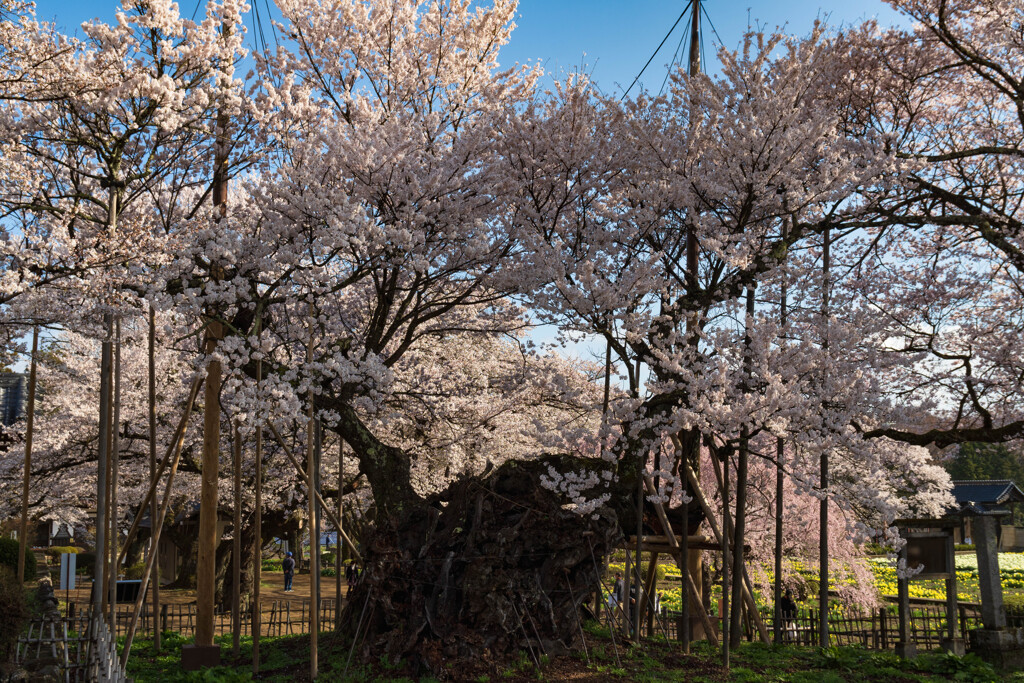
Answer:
[{"left": 905, "top": 536, "right": 949, "bottom": 576}]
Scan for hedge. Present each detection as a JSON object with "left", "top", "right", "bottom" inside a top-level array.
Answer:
[{"left": 0, "top": 537, "right": 36, "bottom": 582}]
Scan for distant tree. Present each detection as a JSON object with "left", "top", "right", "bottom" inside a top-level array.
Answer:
[{"left": 946, "top": 443, "right": 1024, "bottom": 484}]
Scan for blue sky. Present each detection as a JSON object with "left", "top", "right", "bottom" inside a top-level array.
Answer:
[{"left": 36, "top": 0, "right": 907, "bottom": 93}]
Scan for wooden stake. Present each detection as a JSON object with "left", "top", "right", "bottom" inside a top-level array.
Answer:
[
  {"left": 148, "top": 307, "right": 161, "bottom": 651},
  {"left": 17, "top": 325, "right": 38, "bottom": 585}
]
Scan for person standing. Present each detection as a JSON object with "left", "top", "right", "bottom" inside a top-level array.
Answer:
[{"left": 283, "top": 551, "right": 296, "bottom": 592}]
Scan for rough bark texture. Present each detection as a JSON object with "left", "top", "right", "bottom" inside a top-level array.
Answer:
[{"left": 338, "top": 458, "right": 622, "bottom": 678}]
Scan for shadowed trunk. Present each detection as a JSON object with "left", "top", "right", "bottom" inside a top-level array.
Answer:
[{"left": 337, "top": 457, "right": 623, "bottom": 677}]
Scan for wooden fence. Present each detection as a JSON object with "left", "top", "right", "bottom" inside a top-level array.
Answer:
[
  {"left": 638, "top": 602, "right": 983, "bottom": 651},
  {"left": 66, "top": 598, "right": 345, "bottom": 639},
  {"left": 16, "top": 615, "right": 127, "bottom": 683}
]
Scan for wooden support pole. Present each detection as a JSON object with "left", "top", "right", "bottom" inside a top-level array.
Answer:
[
  {"left": 94, "top": 315, "right": 113, "bottom": 621},
  {"left": 722, "top": 442, "right": 730, "bottom": 668},
  {"left": 195, "top": 315, "right": 223, "bottom": 649},
  {"left": 642, "top": 475, "right": 718, "bottom": 647},
  {"left": 109, "top": 319, "right": 121, "bottom": 628},
  {"left": 17, "top": 325, "right": 38, "bottom": 584},
  {"left": 119, "top": 377, "right": 202, "bottom": 666},
  {"left": 148, "top": 308, "right": 161, "bottom": 651},
  {"left": 267, "top": 423, "right": 363, "bottom": 564},
  {"left": 342, "top": 440, "right": 350, "bottom": 626},
  {"left": 118, "top": 376, "right": 204, "bottom": 567},
  {"left": 819, "top": 226, "right": 831, "bottom": 648},
  {"left": 253, "top": 358, "right": 263, "bottom": 676},
  {"left": 681, "top": 455, "right": 769, "bottom": 643},
  {"left": 232, "top": 422, "right": 242, "bottom": 658},
  {"left": 306, "top": 307, "right": 319, "bottom": 680},
  {"left": 643, "top": 552, "right": 659, "bottom": 637}
]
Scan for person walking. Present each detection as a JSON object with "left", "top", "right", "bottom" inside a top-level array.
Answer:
[{"left": 283, "top": 551, "right": 296, "bottom": 592}]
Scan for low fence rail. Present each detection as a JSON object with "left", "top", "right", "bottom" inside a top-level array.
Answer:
[
  {"left": 598, "top": 600, "right": 984, "bottom": 652},
  {"left": 65, "top": 598, "right": 345, "bottom": 640}
]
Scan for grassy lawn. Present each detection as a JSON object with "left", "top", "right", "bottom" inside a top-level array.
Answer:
[{"left": 121, "top": 624, "right": 1024, "bottom": 682}]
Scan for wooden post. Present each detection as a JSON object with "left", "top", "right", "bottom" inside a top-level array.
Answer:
[
  {"left": 119, "top": 378, "right": 203, "bottom": 666},
  {"left": 634, "top": 475, "right": 644, "bottom": 639},
  {"left": 700, "top": 448, "right": 770, "bottom": 643},
  {"left": 306, "top": 305, "right": 319, "bottom": 679},
  {"left": 895, "top": 543, "right": 916, "bottom": 659},
  {"left": 643, "top": 552, "right": 659, "bottom": 637},
  {"left": 774, "top": 247, "right": 787, "bottom": 645},
  {"left": 819, "top": 226, "right": 831, "bottom": 648},
  {"left": 109, "top": 318, "right": 121, "bottom": 628},
  {"left": 253, "top": 357, "right": 263, "bottom": 676},
  {"left": 194, "top": 79, "right": 230, "bottom": 659},
  {"left": 731, "top": 285, "right": 754, "bottom": 647},
  {"left": 148, "top": 308, "right": 161, "bottom": 651},
  {"left": 232, "top": 422, "right": 242, "bottom": 658},
  {"left": 336, "top": 439, "right": 344, "bottom": 629},
  {"left": 680, "top": 485, "right": 690, "bottom": 652},
  {"left": 93, "top": 315, "right": 113, "bottom": 621},
  {"left": 194, "top": 313, "right": 222, "bottom": 652},
  {"left": 17, "top": 325, "right": 38, "bottom": 584},
  {"left": 642, "top": 475, "right": 718, "bottom": 647},
  {"left": 721, "top": 442, "right": 730, "bottom": 668}
]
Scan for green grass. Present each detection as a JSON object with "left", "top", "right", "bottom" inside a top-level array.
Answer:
[{"left": 121, "top": 626, "right": 1024, "bottom": 682}]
